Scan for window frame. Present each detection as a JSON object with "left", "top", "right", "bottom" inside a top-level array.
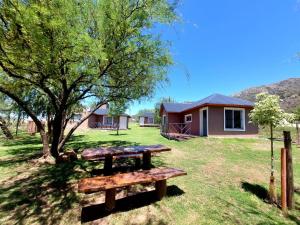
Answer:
[
  {"left": 223, "top": 107, "right": 246, "bottom": 131},
  {"left": 184, "top": 114, "right": 193, "bottom": 123},
  {"left": 103, "top": 116, "right": 113, "bottom": 125}
]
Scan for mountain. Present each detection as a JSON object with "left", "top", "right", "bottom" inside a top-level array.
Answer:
[{"left": 234, "top": 78, "right": 300, "bottom": 112}]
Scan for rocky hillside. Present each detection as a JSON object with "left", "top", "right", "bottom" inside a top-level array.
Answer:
[{"left": 234, "top": 78, "right": 300, "bottom": 112}]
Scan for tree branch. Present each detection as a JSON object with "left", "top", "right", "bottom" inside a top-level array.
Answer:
[
  {"left": 58, "top": 100, "right": 108, "bottom": 150},
  {"left": 0, "top": 85, "right": 44, "bottom": 131}
]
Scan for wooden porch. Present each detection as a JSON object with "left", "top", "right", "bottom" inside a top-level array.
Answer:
[
  {"left": 92, "top": 122, "right": 118, "bottom": 130},
  {"left": 161, "top": 123, "right": 196, "bottom": 141}
]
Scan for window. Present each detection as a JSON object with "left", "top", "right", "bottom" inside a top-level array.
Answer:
[
  {"left": 224, "top": 108, "right": 245, "bottom": 131},
  {"left": 72, "top": 114, "right": 81, "bottom": 122},
  {"left": 104, "top": 116, "right": 113, "bottom": 125},
  {"left": 184, "top": 114, "right": 192, "bottom": 123},
  {"left": 148, "top": 117, "right": 154, "bottom": 124}
]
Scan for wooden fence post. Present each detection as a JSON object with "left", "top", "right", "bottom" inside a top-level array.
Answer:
[
  {"left": 281, "top": 148, "right": 287, "bottom": 214},
  {"left": 284, "top": 131, "right": 294, "bottom": 209}
]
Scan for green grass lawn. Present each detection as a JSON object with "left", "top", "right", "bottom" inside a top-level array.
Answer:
[{"left": 0, "top": 124, "right": 300, "bottom": 224}]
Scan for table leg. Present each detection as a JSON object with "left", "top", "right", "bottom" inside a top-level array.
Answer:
[
  {"left": 135, "top": 157, "right": 141, "bottom": 169},
  {"left": 155, "top": 180, "right": 167, "bottom": 200},
  {"left": 143, "top": 152, "right": 151, "bottom": 170},
  {"left": 105, "top": 188, "right": 116, "bottom": 211},
  {"left": 104, "top": 155, "right": 113, "bottom": 175}
]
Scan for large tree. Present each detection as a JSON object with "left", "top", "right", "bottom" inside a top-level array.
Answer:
[
  {"left": 0, "top": 0, "right": 176, "bottom": 160},
  {"left": 249, "top": 92, "right": 285, "bottom": 203}
]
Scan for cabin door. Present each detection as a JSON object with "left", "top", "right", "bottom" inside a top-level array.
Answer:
[
  {"left": 139, "top": 117, "right": 144, "bottom": 125},
  {"left": 200, "top": 108, "right": 208, "bottom": 136},
  {"left": 119, "top": 116, "right": 127, "bottom": 129}
]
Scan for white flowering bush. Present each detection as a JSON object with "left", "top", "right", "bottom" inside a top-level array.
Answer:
[{"left": 249, "top": 93, "right": 284, "bottom": 127}]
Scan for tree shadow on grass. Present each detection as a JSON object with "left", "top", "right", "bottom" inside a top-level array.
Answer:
[
  {"left": 0, "top": 132, "right": 172, "bottom": 224},
  {"left": 81, "top": 185, "right": 185, "bottom": 223},
  {"left": 216, "top": 196, "right": 281, "bottom": 224},
  {"left": 1, "top": 134, "right": 41, "bottom": 147},
  {"left": 241, "top": 182, "right": 268, "bottom": 201},
  {"left": 0, "top": 160, "right": 87, "bottom": 224},
  {"left": 0, "top": 151, "right": 42, "bottom": 168}
]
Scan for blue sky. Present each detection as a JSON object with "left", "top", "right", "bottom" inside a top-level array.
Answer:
[{"left": 127, "top": 0, "right": 300, "bottom": 115}]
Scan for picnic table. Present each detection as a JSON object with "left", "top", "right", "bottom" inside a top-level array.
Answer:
[
  {"left": 78, "top": 167, "right": 187, "bottom": 211},
  {"left": 81, "top": 145, "right": 171, "bottom": 173}
]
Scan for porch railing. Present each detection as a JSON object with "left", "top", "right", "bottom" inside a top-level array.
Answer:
[
  {"left": 161, "top": 123, "right": 191, "bottom": 135},
  {"left": 93, "top": 122, "right": 118, "bottom": 129}
]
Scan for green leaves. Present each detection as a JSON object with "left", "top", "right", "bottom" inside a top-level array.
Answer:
[
  {"left": 294, "top": 107, "right": 300, "bottom": 122},
  {"left": 0, "top": 0, "right": 177, "bottom": 153},
  {"left": 249, "top": 92, "right": 284, "bottom": 127},
  {"left": 109, "top": 100, "right": 128, "bottom": 117}
]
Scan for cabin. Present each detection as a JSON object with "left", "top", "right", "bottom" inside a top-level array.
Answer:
[
  {"left": 139, "top": 112, "right": 155, "bottom": 126},
  {"left": 79, "top": 104, "right": 130, "bottom": 130},
  {"left": 160, "top": 94, "right": 258, "bottom": 138}
]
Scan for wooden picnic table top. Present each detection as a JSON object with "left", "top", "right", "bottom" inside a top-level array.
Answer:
[
  {"left": 78, "top": 167, "right": 186, "bottom": 193},
  {"left": 81, "top": 145, "right": 171, "bottom": 161}
]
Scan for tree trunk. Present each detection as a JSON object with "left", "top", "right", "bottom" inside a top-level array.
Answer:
[
  {"left": 269, "top": 123, "right": 277, "bottom": 203},
  {"left": 15, "top": 108, "right": 21, "bottom": 136},
  {"left": 50, "top": 110, "right": 69, "bottom": 159},
  {"left": 0, "top": 115, "right": 13, "bottom": 139},
  {"left": 47, "top": 113, "right": 53, "bottom": 143},
  {"left": 50, "top": 117, "right": 63, "bottom": 159},
  {"left": 40, "top": 131, "right": 50, "bottom": 157},
  {"left": 58, "top": 116, "right": 68, "bottom": 152},
  {"left": 271, "top": 124, "right": 274, "bottom": 177},
  {"left": 116, "top": 117, "right": 119, "bottom": 135},
  {"left": 296, "top": 122, "right": 300, "bottom": 146}
]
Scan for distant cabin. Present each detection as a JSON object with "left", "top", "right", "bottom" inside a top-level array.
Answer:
[
  {"left": 139, "top": 112, "right": 155, "bottom": 126},
  {"left": 78, "top": 104, "right": 130, "bottom": 130},
  {"left": 160, "top": 94, "right": 258, "bottom": 137}
]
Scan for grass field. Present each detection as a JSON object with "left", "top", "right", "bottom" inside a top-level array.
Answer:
[{"left": 0, "top": 124, "right": 300, "bottom": 224}]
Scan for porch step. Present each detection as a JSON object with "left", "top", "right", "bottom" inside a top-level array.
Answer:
[{"left": 161, "top": 132, "right": 196, "bottom": 142}]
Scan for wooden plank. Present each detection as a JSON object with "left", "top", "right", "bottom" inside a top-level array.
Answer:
[
  {"left": 104, "top": 155, "right": 113, "bottom": 175},
  {"left": 105, "top": 188, "right": 116, "bottom": 211},
  {"left": 155, "top": 180, "right": 167, "bottom": 200},
  {"left": 81, "top": 154, "right": 142, "bottom": 162},
  {"left": 281, "top": 148, "right": 287, "bottom": 214},
  {"left": 78, "top": 167, "right": 187, "bottom": 194},
  {"left": 284, "top": 131, "right": 294, "bottom": 209},
  {"left": 114, "top": 154, "right": 142, "bottom": 159},
  {"left": 143, "top": 152, "right": 151, "bottom": 170}
]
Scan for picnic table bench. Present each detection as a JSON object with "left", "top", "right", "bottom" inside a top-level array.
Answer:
[
  {"left": 81, "top": 145, "right": 171, "bottom": 173},
  {"left": 78, "top": 167, "right": 187, "bottom": 211}
]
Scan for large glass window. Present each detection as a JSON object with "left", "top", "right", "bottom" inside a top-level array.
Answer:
[{"left": 224, "top": 109, "right": 244, "bottom": 130}]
